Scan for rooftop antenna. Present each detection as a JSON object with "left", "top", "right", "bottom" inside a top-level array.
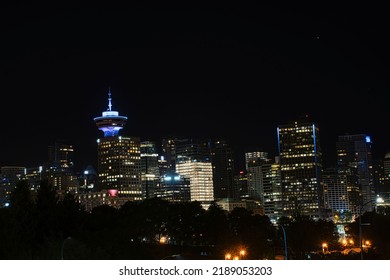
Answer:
[{"left": 107, "top": 87, "right": 112, "bottom": 111}]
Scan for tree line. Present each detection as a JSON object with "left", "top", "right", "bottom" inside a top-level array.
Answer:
[{"left": 1, "top": 180, "right": 390, "bottom": 259}]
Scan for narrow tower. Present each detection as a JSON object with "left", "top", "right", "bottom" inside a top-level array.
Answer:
[{"left": 93, "top": 89, "right": 142, "bottom": 202}]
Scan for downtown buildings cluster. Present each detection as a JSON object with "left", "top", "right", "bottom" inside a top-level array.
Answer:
[{"left": 1, "top": 90, "right": 390, "bottom": 225}]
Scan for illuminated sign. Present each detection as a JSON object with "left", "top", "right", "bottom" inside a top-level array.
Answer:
[{"left": 107, "top": 189, "right": 118, "bottom": 197}]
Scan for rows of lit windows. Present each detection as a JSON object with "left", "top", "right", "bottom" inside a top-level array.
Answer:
[
  {"left": 280, "top": 153, "right": 316, "bottom": 158},
  {"left": 176, "top": 162, "right": 214, "bottom": 204},
  {"left": 119, "top": 190, "right": 142, "bottom": 194},
  {"left": 281, "top": 162, "right": 316, "bottom": 169},
  {"left": 278, "top": 126, "right": 313, "bottom": 132}
]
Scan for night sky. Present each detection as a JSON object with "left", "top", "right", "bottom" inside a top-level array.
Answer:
[{"left": 1, "top": 3, "right": 390, "bottom": 172}]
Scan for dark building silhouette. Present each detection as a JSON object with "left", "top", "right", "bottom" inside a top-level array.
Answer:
[
  {"left": 211, "top": 139, "right": 235, "bottom": 199},
  {"left": 140, "top": 141, "right": 159, "bottom": 199}
]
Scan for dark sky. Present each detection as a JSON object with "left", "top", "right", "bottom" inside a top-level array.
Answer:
[{"left": 1, "top": 3, "right": 390, "bottom": 172}]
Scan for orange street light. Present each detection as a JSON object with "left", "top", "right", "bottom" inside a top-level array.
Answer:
[{"left": 322, "top": 243, "right": 328, "bottom": 254}]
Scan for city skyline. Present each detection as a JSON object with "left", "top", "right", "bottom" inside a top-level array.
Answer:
[{"left": 1, "top": 3, "right": 390, "bottom": 172}]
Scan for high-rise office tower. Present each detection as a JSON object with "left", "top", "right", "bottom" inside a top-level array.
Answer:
[
  {"left": 269, "top": 157, "right": 283, "bottom": 221},
  {"left": 246, "top": 153, "right": 282, "bottom": 221},
  {"left": 25, "top": 166, "right": 44, "bottom": 192},
  {"left": 373, "top": 159, "right": 385, "bottom": 194},
  {"left": 161, "top": 137, "right": 177, "bottom": 173},
  {"left": 211, "top": 140, "right": 235, "bottom": 199},
  {"left": 175, "top": 138, "right": 212, "bottom": 164},
  {"left": 277, "top": 119, "right": 324, "bottom": 219},
  {"left": 381, "top": 152, "right": 390, "bottom": 193},
  {"left": 234, "top": 170, "right": 248, "bottom": 198},
  {"left": 175, "top": 137, "right": 214, "bottom": 209},
  {"left": 48, "top": 141, "right": 74, "bottom": 171},
  {"left": 46, "top": 141, "right": 78, "bottom": 193},
  {"left": 156, "top": 171, "right": 190, "bottom": 203},
  {"left": 246, "top": 153, "right": 270, "bottom": 200},
  {"left": 158, "top": 155, "right": 170, "bottom": 178},
  {"left": 336, "top": 134, "right": 375, "bottom": 213},
  {"left": 140, "top": 141, "right": 159, "bottom": 199},
  {"left": 245, "top": 152, "right": 268, "bottom": 171},
  {"left": 94, "top": 89, "right": 142, "bottom": 201},
  {"left": 176, "top": 161, "right": 214, "bottom": 210},
  {"left": 323, "top": 168, "right": 351, "bottom": 218}
]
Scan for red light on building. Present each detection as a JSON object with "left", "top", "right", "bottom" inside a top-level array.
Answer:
[{"left": 107, "top": 189, "right": 118, "bottom": 197}]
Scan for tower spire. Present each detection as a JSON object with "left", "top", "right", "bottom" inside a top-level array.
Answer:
[{"left": 107, "top": 87, "right": 112, "bottom": 111}]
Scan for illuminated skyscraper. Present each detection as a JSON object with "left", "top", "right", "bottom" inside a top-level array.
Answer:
[
  {"left": 245, "top": 153, "right": 282, "bottom": 221},
  {"left": 336, "top": 134, "right": 375, "bottom": 213},
  {"left": 140, "top": 141, "right": 159, "bottom": 199},
  {"left": 176, "top": 161, "right": 214, "bottom": 210},
  {"left": 94, "top": 90, "right": 142, "bottom": 201},
  {"left": 175, "top": 137, "right": 214, "bottom": 209},
  {"left": 277, "top": 119, "right": 325, "bottom": 219}
]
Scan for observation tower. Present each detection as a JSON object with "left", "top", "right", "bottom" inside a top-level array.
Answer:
[{"left": 93, "top": 89, "right": 127, "bottom": 137}]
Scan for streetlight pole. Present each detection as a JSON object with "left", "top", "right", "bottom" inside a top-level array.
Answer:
[
  {"left": 359, "top": 213, "right": 362, "bottom": 260},
  {"left": 61, "top": 236, "right": 72, "bottom": 260},
  {"left": 280, "top": 224, "right": 288, "bottom": 260},
  {"left": 359, "top": 200, "right": 374, "bottom": 260}
]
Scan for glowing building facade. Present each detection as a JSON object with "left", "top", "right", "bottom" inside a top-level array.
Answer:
[
  {"left": 176, "top": 161, "right": 214, "bottom": 209},
  {"left": 336, "top": 134, "right": 375, "bottom": 213},
  {"left": 174, "top": 138, "right": 214, "bottom": 209},
  {"left": 94, "top": 90, "right": 142, "bottom": 201},
  {"left": 277, "top": 120, "right": 324, "bottom": 219}
]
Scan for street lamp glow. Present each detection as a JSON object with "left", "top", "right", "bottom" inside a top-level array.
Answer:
[
  {"left": 322, "top": 243, "right": 328, "bottom": 254},
  {"left": 159, "top": 236, "right": 168, "bottom": 244}
]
